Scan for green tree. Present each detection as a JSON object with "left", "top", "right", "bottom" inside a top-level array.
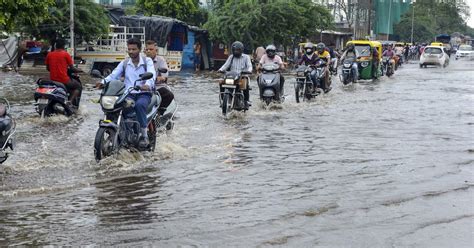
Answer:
[
  {"left": 0, "top": 0, "right": 54, "bottom": 32},
  {"left": 136, "top": 0, "right": 198, "bottom": 21},
  {"left": 19, "top": 0, "right": 109, "bottom": 48},
  {"left": 204, "top": 0, "right": 333, "bottom": 50},
  {"left": 394, "top": 0, "right": 470, "bottom": 42}
]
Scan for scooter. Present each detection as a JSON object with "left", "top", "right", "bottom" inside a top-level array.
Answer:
[
  {"left": 219, "top": 71, "right": 251, "bottom": 116},
  {"left": 91, "top": 70, "right": 160, "bottom": 161},
  {"left": 340, "top": 59, "right": 357, "bottom": 85},
  {"left": 34, "top": 70, "right": 82, "bottom": 117},
  {"left": 0, "top": 98, "right": 15, "bottom": 164},
  {"left": 257, "top": 63, "right": 284, "bottom": 106}
]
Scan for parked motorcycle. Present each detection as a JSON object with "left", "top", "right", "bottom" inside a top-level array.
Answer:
[
  {"left": 34, "top": 70, "right": 82, "bottom": 117},
  {"left": 257, "top": 63, "right": 284, "bottom": 106},
  {"left": 91, "top": 70, "right": 160, "bottom": 161},
  {"left": 294, "top": 65, "right": 319, "bottom": 103},
  {"left": 220, "top": 71, "right": 251, "bottom": 116},
  {"left": 0, "top": 98, "right": 15, "bottom": 164},
  {"left": 383, "top": 56, "right": 394, "bottom": 77},
  {"left": 340, "top": 59, "right": 357, "bottom": 85}
]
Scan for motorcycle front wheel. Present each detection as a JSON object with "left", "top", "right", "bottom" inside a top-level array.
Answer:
[
  {"left": 295, "top": 84, "right": 301, "bottom": 103},
  {"left": 222, "top": 93, "right": 231, "bottom": 116},
  {"left": 94, "top": 127, "right": 117, "bottom": 161}
]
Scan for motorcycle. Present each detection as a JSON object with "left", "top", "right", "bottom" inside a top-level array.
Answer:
[
  {"left": 0, "top": 98, "right": 15, "bottom": 164},
  {"left": 91, "top": 70, "right": 160, "bottom": 161},
  {"left": 340, "top": 59, "right": 357, "bottom": 85},
  {"left": 383, "top": 56, "right": 394, "bottom": 77},
  {"left": 34, "top": 70, "right": 82, "bottom": 117},
  {"left": 294, "top": 65, "right": 319, "bottom": 103},
  {"left": 329, "top": 57, "right": 338, "bottom": 75},
  {"left": 257, "top": 63, "right": 284, "bottom": 106},
  {"left": 220, "top": 71, "right": 251, "bottom": 116}
]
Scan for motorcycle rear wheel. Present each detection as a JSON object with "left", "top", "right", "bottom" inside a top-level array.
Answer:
[{"left": 94, "top": 127, "right": 116, "bottom": 161}]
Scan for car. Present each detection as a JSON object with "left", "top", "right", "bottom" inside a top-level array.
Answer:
[
  {"left": 419, "top": 46, "right": 449, "bottom": 68},
  {"left": 455, "top": 45, "right": 473, "bottom": 60}
]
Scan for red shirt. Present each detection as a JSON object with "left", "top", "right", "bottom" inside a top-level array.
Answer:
[{"left": 45, "top": 49, "right": 73, "bottom": 83}]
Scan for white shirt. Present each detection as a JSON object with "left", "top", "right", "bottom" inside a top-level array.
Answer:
[
  {"left": 219, "top": 54, "right": 253, "bottom": 73},
  {"left": 102, "top": 56, "right": 156, "bottom": 93}
]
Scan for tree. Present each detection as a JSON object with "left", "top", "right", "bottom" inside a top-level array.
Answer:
[
  {"left": 136, "top": 0, "right": 198, "bottom": 21},
  {"left": 394, "top": 0, "right": 470, "bottom": 42},
  {"left": 0, "top": 0, "right": 54, "bottom": 32},
  {"left": 204, "top": 0, "right": 333, "bottom": 50},
  {"left": 19, "top": 0, "right": 109, "bottom": 48}
]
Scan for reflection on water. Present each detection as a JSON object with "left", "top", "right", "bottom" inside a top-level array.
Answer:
[{"left": 0, "top": 61, "right": 473, "bottom": 246}]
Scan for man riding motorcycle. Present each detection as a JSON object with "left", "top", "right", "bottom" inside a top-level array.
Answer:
[
  {"left": 145, "top": 40, "right": 174, "bottom": 116},
  {"left": 45, "top": 38, "right": 83, "bottom": 108},
  {"left": 218, "top": 41, "right": 253, "bottom": 109},
  {"left": 257, "top": 44, "right": 285, "bottom": 96},
  {"left": 95, "top": 37, "right": 156, "bottom": 147},
  {"left": 315, "top": 43, "right": 331, "bottom": 92},
  {"left": 340, "top": 44, "right": 359, "bottom": 82},
  {"left": 299, "top": 43, "right": 326, "bottom": 93},
  {"left": 382, "top": 45, "right": 396, "bottom": 74}
]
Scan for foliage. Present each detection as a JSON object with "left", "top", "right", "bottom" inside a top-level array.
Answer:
[
  {"left": 204, "top": 0, "right": 333, "bottom": 50},
  {"left": 136, "top": 0, "right": 198, "bottom": 21},
  {"left": 394, "top": 0, "right": 470, "bottom": 43},
  {"left": 0, "top": 0, "right": 54, "bottom": 32},
  {"left": 19, "top": 0, "right": 109, "bottom": 45}
]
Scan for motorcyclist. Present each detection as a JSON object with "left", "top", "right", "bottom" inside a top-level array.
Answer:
[
  {"left": 299, "top": 42, "right": 320, "bottom": 92},
  {"left": 44, "top": 38, "right": 83, "bottom": 108},
  {"left": 95, "top": 37, "right": 156, "bottom": 147},
  {"left": 326, "top": 44, "right": 339, "bottom": 75},
  {"left": 218, "top": 41, "right": 253, "bottom": 109},
  {"left": 145, "top": 40, "right": 175, "bottom": 121},
  {"left": 340, "top": 43, "right": 359, "bottom": 82},
  {"left": 382, "top": 45, "right": 396, "bottom": 74},
  {"left": 257, "top": 44, "right": 285, "bottom": 96},
  {"left": 315, "top": 42, "right": 331, "bottom": 92}
]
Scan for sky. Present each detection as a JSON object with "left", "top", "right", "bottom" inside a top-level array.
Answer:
[{"left": 468, "top": 0, "right": 474, "bottom": 27}]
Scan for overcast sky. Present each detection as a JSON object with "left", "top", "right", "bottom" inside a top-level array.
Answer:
[{"left": 467, "top": 0, "right": 474, "bottom": 27}]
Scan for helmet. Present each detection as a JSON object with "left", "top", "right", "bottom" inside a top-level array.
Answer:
[
  {"left": 304, "top": 42, "right": 314, "bottom": 55},
  {"left": 231, "top": 41, "right": 244, "bottom": 58},
  {"left": 316, "top": 42, "right": 325, "bottom": 53},
  {"left": 265, "top": 45, "right": 276, "bottom": 58}
]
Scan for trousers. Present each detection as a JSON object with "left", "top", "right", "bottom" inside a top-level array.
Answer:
[{"left": 126, "top": 93, "right": 151, "bottom": 129}]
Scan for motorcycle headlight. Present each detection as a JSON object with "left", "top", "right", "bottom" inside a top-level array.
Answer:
[
  {"left": 297, "top": 71, "right": 305, "bottom": 77},
  {"left": 101, "top": 96, "right": 118, "bottom": 110},
  {"left": 361, "top": 61, "right": 369, "bottom": 68},
  {"left": 343, "top": 63, "right": 352, "bottom": 68},
  {"left": 265, "top": 79, "right": 272, "bottom": 85},
  {"left": 225, "top": 79, "right": 234, "bottom": 85}
]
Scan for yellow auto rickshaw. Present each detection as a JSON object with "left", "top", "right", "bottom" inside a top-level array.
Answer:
[{"left": 345, "top": 40, "right": 382, "bottom": 80}]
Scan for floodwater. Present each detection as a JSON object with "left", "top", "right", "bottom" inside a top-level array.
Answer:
[{"left": 0, "top": 59, "right": 473, "bottom": 246}]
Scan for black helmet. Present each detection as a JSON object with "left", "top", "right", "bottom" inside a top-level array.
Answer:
[
  {"left": 231, "top": 41, "right": 244, "bottom": 58},
  {"left": 316, "top": 42, "right": 325, "bottom": 53},
  {"left": 304, "top": 42, "right": 314, "bottom": 55},
  {"left": 265, "top": 44, "right": 276, "bottom": 58}
]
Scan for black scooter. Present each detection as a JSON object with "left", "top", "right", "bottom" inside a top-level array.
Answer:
[
  {"left": 34, "top": 70, "right": 82, "bottom": 117},
  {"left": 0, "top": 98, "right": 15, "bottom": 164},
  {"left": 91, "top": 70, "right": 160, "bottom": 161},
  {"left": 257, "top": 63, "right": 284, "bottom": 106}
]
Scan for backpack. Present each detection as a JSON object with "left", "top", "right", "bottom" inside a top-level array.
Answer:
[{"left": 121, "top": 55, "right": 148, "bottom": 78}]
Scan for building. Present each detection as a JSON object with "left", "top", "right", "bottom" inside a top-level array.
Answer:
[{"left": 94, "top": 0, "right": 136, "bottom": 7}]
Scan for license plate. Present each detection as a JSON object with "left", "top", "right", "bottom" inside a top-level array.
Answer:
[
  {"left": 222, "top": 85, "right": 236, "bottom": 88},
  {"left": 37, "top": 98, "right": 49, "bottom": 104}
]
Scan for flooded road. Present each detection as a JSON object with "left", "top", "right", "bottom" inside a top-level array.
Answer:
[{"left": 0, "top": 60, "right": 473, "bottom": 246}]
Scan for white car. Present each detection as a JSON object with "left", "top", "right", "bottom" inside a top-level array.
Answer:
[
  {"left": 455, "top": 45, "right": 473, "bottom": 60},
  {"left": 420, "top": 46, "right": 449, "bottom": 68}
]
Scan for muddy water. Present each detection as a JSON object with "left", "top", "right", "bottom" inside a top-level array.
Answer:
[{"left": 0, "top": 60, "right": 473, "bottom": 246}]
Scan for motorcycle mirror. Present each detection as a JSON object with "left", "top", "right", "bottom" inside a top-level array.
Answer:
[
  {"left": 91, "top": 69, "right": 103, "bottom": 78},
  {"left": 158, "top": 68, "right": 168, "bottom": 74},
  {"left": 139, "top": 72, "right": 154, "bottom": 81}
]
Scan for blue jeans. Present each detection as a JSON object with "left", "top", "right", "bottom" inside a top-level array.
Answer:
[{"left": 126, "top": 93, "right": 151, "bottom": 129}]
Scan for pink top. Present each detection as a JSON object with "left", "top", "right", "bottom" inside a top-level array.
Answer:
[{"left": 259, "top": 54, "right": 283, "bottom": 65}]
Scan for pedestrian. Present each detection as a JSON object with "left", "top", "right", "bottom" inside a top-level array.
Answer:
[{"left": 194, "top": 40, "right": 201, "bottom": 72}]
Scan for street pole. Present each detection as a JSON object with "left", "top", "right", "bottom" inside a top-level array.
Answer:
[
  {"left": 353, "top": 0, "right": 358, "bottom": 40},
  {"left": 410, "top": 0, "right": 415, "bottom": 44},
  {"left": 70, "top": 0, "right": 74, "bottom": 57},
  {"left": 387, "top": 0, "right": 392, "bottom": 41}
]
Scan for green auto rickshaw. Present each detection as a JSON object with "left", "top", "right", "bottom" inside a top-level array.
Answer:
[{"left": 346, "top": 40, "right": 382, "bottom": 80}]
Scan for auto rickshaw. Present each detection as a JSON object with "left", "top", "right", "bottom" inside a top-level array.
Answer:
[{"left": 345, "top": 40, "right": 382, "bottom": 80}]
